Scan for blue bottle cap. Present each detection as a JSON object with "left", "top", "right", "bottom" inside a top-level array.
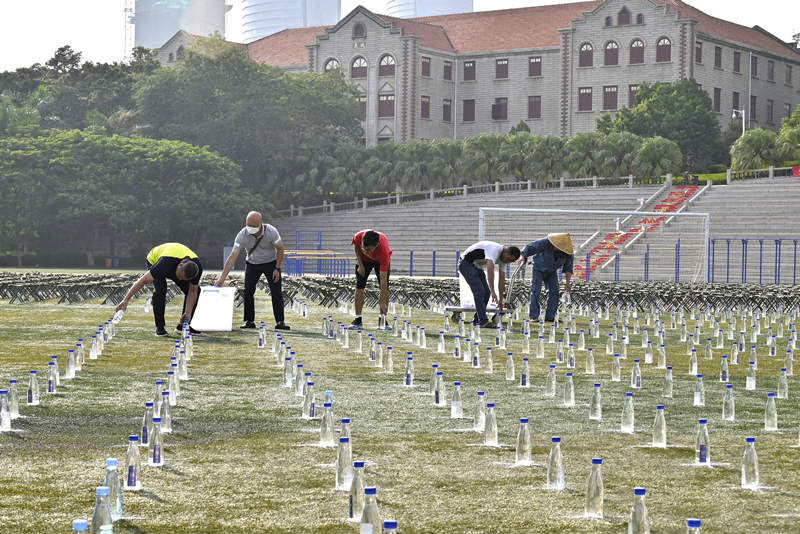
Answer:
[
  {"left": 73, "top": 519, "right": 88, "bottom": 529},
  {"left": 625, "top": 392, "right": 633, "bottom": 397},
  {"left": 285, "top": 357, "right": 291, "bottom": 361},
  {"left": 153, "top": 417, "right": 161, "bottom": 423},
  {"left": 307, "top": 382, "right": 314, "bottom": 386},
  {"left": 383, "top": 520, "right": 398, "bottom": 529},
  {"left": 96, "top": 486, "right": 109, "bottom": 496},
  {"left": 551, "top": 436, "right": 561, "bottom": 442},
  {"left": 613, "top": 353, "right": 619, "bottom": 358},
  {"left": 353, "top": 461, "right": 365, "bottom": 468},
  {"left": 721, "top": 354, "right": 727, "bottom": 358},
  {"left": 781, "top": 368, "right": 787, "bottom": 372},
  {"left": 171, "top": 364, "right": 177, "bottom": 368},
  {"left": 68, "top": 349, "right": 74, "bottom": 353},
  {"left": 167, "top": 371, "right": 174, "bottom": 375},
  {"left": 749, "top": 361, "right": 755, "bottom": 365},
  {"left": 145, "top": 402, "right": 153, "bottom": 406},
  {"left": 687, "top": 519, "right": 701, "bottom": 528},
  {"left": 407, "top": 356, "right": 413, "bottom": 361},
  {"left": 156, "top": 381, "right": 163, "bottom": 385},
  {"left": 296, "top": 364, "right": 303, "bottom": 369},
  {"left": 477, "top": 391, "right": 484, "bottom": 396},
  {"left": 745, "top": 437, "right": 755, "bottom": 443},
  {"left": 407, "top": 352, "right": 412, "bottom": 356},
  {"left": 633, "top": 487, "right": 646, "bottom": 495},
  {"left": 432, "top": 364, "right": 438, "bottom": 368},
  {"left": 698, "top": 419, "right": 707, "bottom": 424},
  {"left": 323, "top": 402, "right": 331, "bottom": 408},
  {"left": 364, "top": 487, "right": 377, "bottom": 495},
  {"left": 304, "top": 372, "right": 311, "bottom": 377},
  {"left": 77, "top": 339, "right": 83, "bottom": 342},
  {"left": 697, "top": 374, "right": 703, "bottom": 378},
  {"left": 767, "top": 392, "right": 775, "bottom": 397},
  {"left": 387, "top": 347, "right": 392, "bottom": 350},
  {"left": 520, "top": 418, "right": 528, "bottom": 423},
  {"left": 341, "top": 418, "right": 350, "bottom": 424},
  {"left": 549, "top": 364, "right": 556, "bottom": 368},
  {"left": 9, "top": 379, "right": 16, "bottom": 384},
  {"left": 48, "top": 362, "right": 54, "bottom": 366},
  {"left": 486, "top": 403, "right": 495, "bottom": 408},
  {"left": 339, "top": 437, "right": 349, "bottom": 443},
  {"left": 454, "top": 381, "right": 460, "bottom": 386},
  {"left": 666, "top": 366, "right": 673, "bottom": 370},
  {"left": 633, "top": 359, "right": 639, "bottom": 363},
  {"left": 162, "top": 391, "right": 169, "bottom": 396},
  {"left": 129, "top": 435, "right": 138, "bottom": 442},
  {"left": 0, "top": 390, "right": 6, "bottom": 395},
  {"left": 440, "top": 331, "right": 444, "bottom": 334},
  {"left": 594, "top": 383, "right": 601, "bottom": 387},
  {"left": 566, "top": 372, "right": 573, "bottom": 376},
  {"left": 656, "top": 405, "right": 664, "bottom": 409},
  {"left": 106, "top": 458, "right": 118, "bottom": 467},
  {"left": 726, "top": 384, "right": 733, "bottom": 389},
  {"left": 591, "top": 458, "right": 602, "bottom": 464}
]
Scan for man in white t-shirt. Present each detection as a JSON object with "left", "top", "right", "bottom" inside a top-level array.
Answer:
[
  {"left": 459, "top": 241, "right": 520, "bottom": 327},
  {"left": 215, "top": 211, "right": 289, "bottom": 330}
]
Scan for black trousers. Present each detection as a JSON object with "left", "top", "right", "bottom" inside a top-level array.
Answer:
[
  {"left": 151, "top": 276, "right": 196, "bottom": 329},
  {"left": 243, "top": 260, "right": 284, "bottom": 324}
]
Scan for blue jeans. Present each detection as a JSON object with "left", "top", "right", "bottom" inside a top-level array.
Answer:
[
  {"left": 530, "top": 269, "right": 560, "bottom": 321},
  {"left": 459, "top": 261, "right": 490, "bottom": 324}
]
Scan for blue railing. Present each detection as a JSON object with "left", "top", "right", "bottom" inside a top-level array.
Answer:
[{"left": 709, "top": 238, "right": 800, "bottom": 285}]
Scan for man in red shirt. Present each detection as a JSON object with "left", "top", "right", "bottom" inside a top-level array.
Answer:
[{"left": 350, "top": 229, "right": 391, "bottom": 328}]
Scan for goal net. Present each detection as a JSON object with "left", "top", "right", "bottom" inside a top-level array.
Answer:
[{"left": 478, "top": 208, "right": 710, "bottom": 283}]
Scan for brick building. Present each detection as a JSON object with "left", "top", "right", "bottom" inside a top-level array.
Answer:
[{"left": 245, "top": 0, "right": 800, "bottom": 146}]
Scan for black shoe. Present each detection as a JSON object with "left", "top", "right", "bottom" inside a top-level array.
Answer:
[
  {"left": 275, "top": 322, "right": 290, "bottom": 331},
  {"left": 350, "top": 317, "right": 363, "bottom": 327},
  {"left": 544, "top": 317, "right": 556, "bottom": 323},
  {"left": 479, "top": 321, "right": 495, "bottom": 329},
  {"left": 240, "top": 322, "right": 257, "bottom": 329},
  {"left": 155, "top": 327, "right": 168, "bottom": 337},
  {"left": 175, "top": 325, "right": 202, "bottom": 335}
]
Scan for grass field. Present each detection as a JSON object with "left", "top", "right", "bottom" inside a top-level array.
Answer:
[{"left": 1, "top": 287, "right": 799, "bottom": 533}]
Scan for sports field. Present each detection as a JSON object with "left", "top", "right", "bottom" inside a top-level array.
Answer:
[{"left": 1, "top": 284, "right": 799, "bottom": 533}]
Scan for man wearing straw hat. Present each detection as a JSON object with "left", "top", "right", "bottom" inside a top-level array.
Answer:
[{"left": 520, "top": 233, "right": 574, "bottom": 322}]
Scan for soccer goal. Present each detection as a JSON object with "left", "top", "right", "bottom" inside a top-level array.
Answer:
[{"left": 478, "top": 208, "right": 711, "bottom": 283}]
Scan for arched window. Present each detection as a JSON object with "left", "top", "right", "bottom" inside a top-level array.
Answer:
[
  {"left": 176, "top": 46, "right": 184, "bottom": 60},
  {"left": 324, "top": 58, "right": 340, "bottom": 71},
  {"left": 352, "top": 22, "right": 366, "bottom": 38},
  {"left": 604, "top": 16, "right": 612, "bottom": 27},
  {"left": 629, "top": 39, "right": 645, "bottom": 64},
  {"left": 351, "top": 56, "right": 367, "bottom": 78},
  {"left": 378, "top": 54, "right": 396, "bottom": 76},
  {"left": 604, "top": 41, "right": 619, "bottom": 66},
  {"left": 579, "top": 42, "right": 593, "bottom": 67},
  {"left": 618, "top": 7, "right": 631, "bottom": 25},
  {"left": 636, "top": 13, "right": 644, "bottom": 24},
  {"left": 656, "top": 37, "right": 671, "bottom": 62}
]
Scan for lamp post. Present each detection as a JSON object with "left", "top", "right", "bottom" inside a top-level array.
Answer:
[{"left": 732, "top": 109, "right": 746, "bottom": 138}]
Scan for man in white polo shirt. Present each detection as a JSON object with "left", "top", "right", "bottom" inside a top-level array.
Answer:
[
  {"left": 459, "top": 241, "right": 520, "bottom": 327},
  {"left": 215, "top": 211, "right": 289, "bottom": 330}
]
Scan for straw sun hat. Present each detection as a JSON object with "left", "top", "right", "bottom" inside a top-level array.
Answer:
[{"left": 547, "top": 233, "right": 574, "bottom": 255}]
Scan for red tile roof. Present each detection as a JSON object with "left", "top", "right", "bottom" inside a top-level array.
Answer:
[
  {"left": 377, "top": 15, "right": 456, "bottom": 52},
  {"left": 247, "top": 26, "right": 329, "bottom": 68}
]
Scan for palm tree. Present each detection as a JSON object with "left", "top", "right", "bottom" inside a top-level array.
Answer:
[
  {"left": 463, "top": 133, "right": 504, "bottom": 184},
  {"left": 524, "top": 135, "right": 565, "bottom": 188},
  {"left": 776, "top": 126, "right": 800, "bottom": 163},
  {"left": 730, "top": 128, "right": 778, "bottom": 170},
  {"left": 431, "top": 138, "right": 463, "bottom": 188},
  {"left": 595, "top": 131, "right": 643, "bottom": 178},
  {"left": 498, "top": 131, "right": 534, "bottom": 181},
  {"left": 633, "top": 136, "right": 682, "bottom": 178},
  {"left": 564, "top": 131, "right": 603, "bottom": 178}
]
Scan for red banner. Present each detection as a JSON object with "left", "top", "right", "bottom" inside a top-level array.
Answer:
[{"left": 793, "top": 166, "right": 799, "bottom": 178}]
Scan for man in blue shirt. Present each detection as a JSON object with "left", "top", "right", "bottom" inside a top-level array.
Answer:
[{"left": 520, "top": 233, "right": 574, "bottom": 322}]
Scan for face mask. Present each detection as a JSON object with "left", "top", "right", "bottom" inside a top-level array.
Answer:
[{"left": 246, "top": 225, "right": 260, "bottom": 235}]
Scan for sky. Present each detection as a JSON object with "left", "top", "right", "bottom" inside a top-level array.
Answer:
[{"left": 0, "top": 0, "right": 797, "bottom": 72}]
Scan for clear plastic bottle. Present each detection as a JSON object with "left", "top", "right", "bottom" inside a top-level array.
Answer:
[
  {"left": 90, "top": 486, "right": 113, "bottom": 534},
  {"left": 652, "top": 405, "right": 666, "bottom": 448},
  {"left": 662, "top": 367, "right": 673, "bottom": 398},
  {"left": 631, "top": 360, "right": 642, "bottom": 389},
  {"left": 537, "top": 335, "right": 545, "bottom": 359},
  {"left": 777, "top": 368, "right": 788, "bottom": 399},
  {"left": 294, "top": 365, "right": 305, "bottom": 397},
  {"left": 160, "top": 391, "right": 172, "bottom": 433},
  {"left": 428, "top": 364, "right": 439, "bottom": 395},
  {"left": 484, "top": 346, "right": 494, "bottom": 373},
  {"left": 686, "top": 518, "right": 701, "bottom": 534},
  {"left": 178, "top": 350, "right": 188, "bottom": 381},
  {"left": 336, "top": 437, "right": 353, "bottom": 490},
  {"left": 628, "top": 487, "right": 650, "bottom": 534},
  {"left": 103, "top": 458, "right": 123, "bottom": 520},
  {"left": 515, "top": 418, "right": 532, "bottom": 464},
  {"left": 589, "top": 383, "right": 602, "bottom": 421},
  {"left": 520, "top": 358, "right": 530, "bottom": 388},
  {"left": 695, "top": 419, "right": 710, "bottom": 465},
  {"left": 785, "top": 350, "right": 793, "bottom": 376},
  {"left": 7, "top": 379, "right": 18, "bottom": 419},
  {"left": 47, "top": 362, "right": 57, "bottom": 394},
  {"left": 65, "top": 350, "right": 76, "bottom": 380},
  {"left": 611, "top": 354, "right": 621, "bottom": 382},
  {"left": 688, "top": 349, "right": 698, "bottom": 376},
  {"left": 320, "top": 402, "right": 335, "bottom": 446},
  {"left": 621, "top": 392, "right": 635, "bottom": 433},
  {"left": 484, "top": 403, "right": 498, "bottom": 446},
  {"left": 584, "top": 458, "right": 604, "bottom": 518},
  {"left": 546, "top": 436, "right": 565, "bottom": 490},
  {"left": 657, "top": 344, "right": 666, "bottom": 369},
  {"left": 606, "top": 333, "right": 614, "bottom": 355},
  {"left": 149, "top": 417, "right": 164, "bottom": 466},
  {"left": 694, "top": 375, "right": 705, "bottom": 407},
  {"left": 474, "top": 391, "right": 486, "bottom": 431},
  {"left": 719, "top": 354, "right": 729, "bottom": 383},
  {"left": 434, "top": 371, "right": 446, "bottom": 407},
  {"left": 545, "top": 364, "right": 557, "bottom": 397},
  {"left": 722, "top": 384, "right": 735, "bottom": 421},
  {"left": 303, "top": 381, "right": 316, "bottom": 419},
  {"left": 746, "top": 361, "right": 756, "bottom": 390},
  {"left": 505, "top": 352, "right": 515, "bottom": 381},
  {"left": 349, "top": 461, "right": 366, "bottom": 521},
  {"left": 450, "top": 382, "right": 463, "bottom": 418},
  {"left": 584, "top": 347, "right": 595, "bottom": 375},
  {"left": 741, "top": 437, "right": 759, "bottom": 489},
  {"left": 0, "top": 390, "right": 10, "bottom": 431},
  {"left": 404, "top": 354, "right": 414, "bottom": 387},
  {"left": 564, "top": 372, "right": 575, "bottom": 407},
  {"left": 568, "top": 343, "right": 576, "bottom": 368},
  {"left": 283, "top": 356, "right": 293, "bottom": 387},
  {"left": 124, "top": 435, "right": 141, "bottom": 491},
  {"left": 764, "top": 392, "right": 778, "bottom": 431},
  {"left": 360, "top": 487, "right": 381, "bottom": 533},
  {"left": 73, "top": 519, "right": 88, "bottom": 533},
  {"left": 167, "top": 371, "right": 178, "bottom": 405}
]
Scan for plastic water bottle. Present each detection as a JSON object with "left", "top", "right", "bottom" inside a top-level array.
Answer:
[
  {"left": 652, "top": 405, "right": 666, "bottom": 448},
  {"left": 519, "top": 358, "right": 530, "bottom": 388},
  {"left": 434, "top": 371, "right": 446, "bottom": 407},
  {"left": 7, "top": 380, "right": 19, "bottom": 419},
  {"left": 474, "top": 391, "right": 486, "bottom": 431},
  {"left": 103, "top": 458, "right": 123, "bottom": 520},
  {"left": 157, "top": 391, "right": 171, "bottom": 433},
  {"left": 718, "top": 354, "right": 729, "bottom": 383},
  {"left": 693, "top": 375, "right": 705, "bottom": 407},
  {"left": 785, "top": 350, "right": 793, "bottom": 376},
  {"left": 505, "top": 352, "right": 515, "bottom": 381},
  {"left": 750, "top": 345, "right": 758, "bottom": 370},
  {"left": 0, "top": 390, "right": 10, "bottom": 431},
  {"left": 563, "top": 372, "right": 575, "bottom": 407},
  {"left": 484, "top": 346, "right": 494, "bottom": 373},
  {"left": 90, "top": 335, "right": 98, "bottom": 360},
  {"left": 537, "top": 335, "right": 545, "bottom": 359},
  {"left": 320, "top": 403, "right": 335, "bottom": 446},
  {"left": 585, "top": 458, "right": 604, "bottom": 518},
  {"left": 764, "top": 392, "right": 778, "bottom": 431},
  {"left": 692, "top": 416, "right": 713, "bottom": 465},
  {"left": 628, "top": 487, "right": 651, "bottom": 534},
  {"left": 336, "top": 437, "right": 353, "bottom": 490},
  {"left": 522, "top": 332, "right": 530, "bottom": 354},
  {"left": 149, "top": 417, "right": 164, "bottom": 467},
  {"left": 589, "top": 383, "right": 602, "bottom": 421},
  {"left": 746, "top": 361, "right": 756, "bottom": 390},
  {"left": 75, "top": 340, "right": 85, "bottom": 367},
  {"left": 303, "top": 381, "right": 316, "bottom": 419},
  {"left": 686, "top": 518, "right": 701, "bottom": 533},
  {"left": 360, "top": 487, "right": 381, "bottom": 533},
  {"left": 608, "top": 354, "right": 620, "bottom": 382},
  {"left": 167, "top": 371, "right": 178, "bottom": 404},
  {"left": 581, "top": 347, "right": 593, "bottom": 375},
  {"left": 450, "top": 382, "right": 463, "bottom": 418},
  {"left": 545, "top": 364, "right": 556, "bottom": 397},
  {"left": 741, "top": 437, "right": 759, "bottom": 489},
  {"left": 567, "top": 343, "right": 576, "bottom": 368},
  {"left": 404, "top": 354, "right": 414, "bottom": 387},
  {"left": 124, "top": 435, "right": 141, "bottom": 491},
  {"left": 349, "top": 461, "right": 366, "bottom": 521},
  {"left": 606, "top": 333, "right": 614, "bottom": 355},
  {"left": 283, "top": 356, "right": 293, "bottom": 387},
  {"left": 515, "top": 418, "right": 532, "bottom": 465},
  {"left": 65, "top": 350, "right": 76, "bottom": 380},
  {"left": 688, "top": 349, "right": 698, "bottom": 376},
  {"left": 662, "top": 367, "right": 673, "bottom": 398},
  {"left": 621, "top": 392, "right": 635, "bottom": 433},
  {"left": 777, "top": 368, "right": 788, "bottom": 399},
  {"left": 428, "top": 364, "right": 439, "bottom": 395},
  {"left": 90, "top": 486, "right": 113, "bottom": 534},
  {"left": 484, "top": 403, "right": 498, "bottom": 446},
  {"left": 631, "top": 360, "right": 642, "bottom": 389},
  {"left": 546, "top": 436, "right": 565, "bottom": 490},
  {"left": 73, "top": 519, "right": 88, "bottom": 533},
  {"left": 46, "top": 361, "right": 57, "bottom": 394},
  {"left": 722, "top": 384, "right": 735, "bottom": 421},
  {"left": 657, "top": 344, "right": 666, "bottom": 369},
  {"left": 294, "top": 365, "right": 305, "bottom": 397},
  {"left": 178, "top": 350, "right": 188, "bottom": 381}
]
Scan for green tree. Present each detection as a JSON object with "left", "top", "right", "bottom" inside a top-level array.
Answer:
[
  {"left": 462, "top": 134, "right": 504, "bottom": 183},
  {"left": 777, "top": 127, "right": 800, "bottom": 163},
  {"left": 564, "top": 131, "right": 604, "bottom": 178},
  {"left": 730, "top": 128, "right": 779, "bottom": 170},
  {"left": 595, "top": 131, "right": 643, "bottom": 178},
  {"left": 0, "top": 88, "right": 43, "bottom": 137},
  {"left": 508, "top": 120, "right": 530, "bottom": 135},
  {"left": 498, "top": 131, "right": 534, "bottom": 180},
  {"left": 524, "top": 135, "right": 565, "bottom": 187},
  {"left": 633, "top": 136, "right": 682, "bottom": 178},
  {"left": 430, "top": 138, "right": 464, "bottom": 188}
]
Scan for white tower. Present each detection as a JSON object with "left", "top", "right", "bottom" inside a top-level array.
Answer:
[
  {"left": 240, "top": 0, "right": 341, "bottom": 44},
  {"left": 384, "top": 0, "right": 473, "bottom": 18}
]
